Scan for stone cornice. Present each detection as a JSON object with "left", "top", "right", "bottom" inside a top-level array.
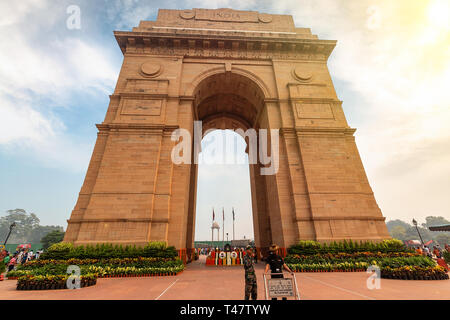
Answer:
[
  {"left": 280, "top": 127, "right": 356, "bottom": 136},
  {"left": 96, "top": 123, "right": 179, "bottom": 132},
  {"left": 67, "top": 218, "right": 169, "bottom": 224},
  {"left": 295, "top": 216, "right": 386, "bottom": 222},
  {"left": 114, "top": 30, "right": 336, "bottom": 61}
]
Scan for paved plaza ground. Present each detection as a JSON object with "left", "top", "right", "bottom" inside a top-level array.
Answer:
[{"left": 1, "top": 256, "right": 449, "bottom": 300}]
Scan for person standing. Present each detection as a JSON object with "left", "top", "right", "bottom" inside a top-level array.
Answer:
[
  {"left": 424, "top": 246, "right": 430, "bottom": 257},
  {"left": 16, "top": 250, "right": 23, "bottom": 265},
  {"left": 243, "top": 245, "right": 257, "bottom": 300},
  {"left": 21, "top": 250, "right": 28, "bottom": 265},
  {"left": 3, "top": 253, "right": 10, "bottom": 266},
  {"left": 8, "top": 256, "right": 17, "bottom": 272},
  {"left": 416, "top": 246, "right": 423, "bottom": 255},
  {"left": 436, "top": 245, "right": 443, "bottom": 258},
  {"left": 264, "top": 244, "right": 293, "bottom": 300}
]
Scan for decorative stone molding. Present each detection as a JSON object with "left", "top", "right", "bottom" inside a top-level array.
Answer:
[
  {"left": 114, "top": 31, "right": 336, "bottom": 61},
  {"left": 292, "top": 66, "right": 313, "bottom": 82},
  {"left": 258, "top": 13, "right": 272, "bottom": 23},
  {"left": 67, "top": 218, "right": 169, "bottom": 224},
  {"left": 179, "top": 9, "right": 195, "bottom": 20},
  {"left": 140, "top": 62, "right": 162, "bottom": 77}
]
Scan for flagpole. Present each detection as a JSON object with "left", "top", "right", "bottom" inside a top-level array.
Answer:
[
  {"left": 222, "top": 207, "right": 225, "bottom": 250},
  {"left": 232, "top": 207, "right": 235, "bottom": 242}
]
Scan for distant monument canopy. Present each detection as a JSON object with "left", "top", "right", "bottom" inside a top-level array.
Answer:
[
  {"left": 211, "top": 221, "right": 220, "bottom": 229},
  {"left": 64, "top": 8, "right": 391, "bottom": 263}
]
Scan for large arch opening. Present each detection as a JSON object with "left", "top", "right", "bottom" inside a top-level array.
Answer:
[
  {"left": 194, "top": 130, "right": 254, "bottom": 247},
  {"left": 185, "top": 71, "right": 274, "bottom": 257}
]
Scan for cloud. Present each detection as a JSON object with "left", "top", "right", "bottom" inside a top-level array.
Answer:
[
  {"left": 265, "top": 0, "right": 450, "bottom": 222},
  {"left": 186, "top": 0, "right": 257, "bottom": 10},
  {"left": 106, "top": 0, "right": 158, "bottom": 29},
  {"left": 0, "top": 1, "right": 119, "bottom": 172}
]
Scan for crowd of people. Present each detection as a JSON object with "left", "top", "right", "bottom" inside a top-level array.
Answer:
[
  {"left": 415, "top": 243, "right": 449, "bottom": 259},
  {"left": 1, "top": 248, "right": 43, "bottom": 272},
  {"left": 198, "top": 246, "right": 262, "bottom": 262}
]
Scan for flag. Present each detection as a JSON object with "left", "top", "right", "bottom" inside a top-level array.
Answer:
[
  {"left": 222, "top": 207, "right": 225, "bottom": 220},
  {"left": 232, "top": 208, "right": 235, "bottom": 221},
  {"left": 213, "top": 208, "right": 215, "bottom": 221}
]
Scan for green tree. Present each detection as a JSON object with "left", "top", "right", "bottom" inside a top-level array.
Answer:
[
  {"left": 435, "top": 234, "right": 450, "bottom": 246},
  {"left": 29, "top": 225, "right": 64, "bottom": 243},
  {"left": 386, "top": 219, "right": 411, "bottom": 232},
  {"left": 0, "top": 209, "right": 63, "bottom": 244},
  {"left": 390, "top": 226, "right": 407, "bottom": 240},
  {"left": 0, "top": 209, "right": 39, "bottom": 243},
  {"left": 41, "top": 230, "right": 66, "bottom": 250},
  {"left": 421, "top": 216, "right": 450, "bottom": 228}
]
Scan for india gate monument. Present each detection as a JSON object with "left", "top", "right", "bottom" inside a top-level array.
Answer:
[{"left": 64, "top": 8, "right": 390, "bottom": 259}]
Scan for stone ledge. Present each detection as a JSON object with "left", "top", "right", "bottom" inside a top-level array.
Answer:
[
  {"left": 295, "top": 216, "right": 386, "bottom": 222},
  {"left": 67, "top": 218, "right": 169, "bottom": 224}
]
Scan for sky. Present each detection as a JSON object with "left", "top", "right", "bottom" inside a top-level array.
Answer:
[{"left": 0, "top": 0, "right": 449, "bottom": 241}]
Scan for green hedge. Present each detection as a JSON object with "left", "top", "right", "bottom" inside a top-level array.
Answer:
[
  {"left": 285, "top": 252, "right": 435, "bottom": 269},
  {"left": 17, "top": 274, "right": 97, "bottom": 290},
  {"left": 289, "top": 262, "right": 369, "bottom": 272},
  {"left": 7, "top": 256, "right": 184, "bottom": 279},
  {"left": 443, "top": 251, "right": 450, "bottom": 264},
  {"left": 40, "top": 241, "right": 178, "bottom": 260},
  {"left": 381, "top": 266, "right": 449, "bottom": 280},
  {"left": 288, "top": 239, "right": 409, "bottom": 255},
  {"left": 8, "top": 264, "right": 184, "bottom": 278}
]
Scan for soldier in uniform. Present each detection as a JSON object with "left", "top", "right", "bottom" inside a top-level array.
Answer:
[{"left": 243, "top": 245, "right": 257, "bottom": 300}]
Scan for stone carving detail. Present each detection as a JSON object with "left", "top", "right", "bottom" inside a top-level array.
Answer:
[
  {"left": 293, "top": 66, "right": 313, "bottom": 82},
  {"left": 295, "top": 103, "right": 334, "bottom": 119},
  {"left": 195, "top": 8, "right": 259, "bottom": 22},
  {"left": 124, "top": 79, "right": 169, "bottom": 94},
  {"left": 258, "top": 13, "right": 272, "bottom": 23},
  {"left": 128, "top": 45, "right": 327, "bottom": 61},
  {"left": 121, "top": 99, "right": 162, "bottom": 116},
  {"left": 140, "top": 62, "right": 162, "bottom": 77},
  {"left": 288, "top": 83, "right": 330, "bottom": 99},
  {"left": 179, "top": 9, "right": 195, "bottom": 20}
]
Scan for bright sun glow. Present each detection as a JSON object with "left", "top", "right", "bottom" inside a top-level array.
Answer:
[{"left": 427, "top": 0, "right": 450, "bottom": 29}]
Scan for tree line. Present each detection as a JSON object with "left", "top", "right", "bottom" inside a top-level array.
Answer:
[
  {"left": 386, "top": 216, "right": 450, "bottom": 245},
  {"left": 0, "top": 209, "right": 65, "bottom": 249}
]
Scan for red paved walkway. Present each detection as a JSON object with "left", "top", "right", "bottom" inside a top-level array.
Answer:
[{"left": 1, "top": 255, "right": 449, "bottom": 300}]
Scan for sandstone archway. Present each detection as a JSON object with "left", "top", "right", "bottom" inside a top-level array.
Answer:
[
  {"left": 185, "top": 71, "right": 274, "bottom": 256},
  {"left": 64, "top": 8, "right": 390, "bottom": 262}
]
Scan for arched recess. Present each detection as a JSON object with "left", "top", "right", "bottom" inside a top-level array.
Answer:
[{"left": 185, "top": 71, "right": 274, "bottom": 255}]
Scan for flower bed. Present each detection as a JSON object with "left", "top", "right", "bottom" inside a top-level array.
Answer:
[
  {"left": 285, "top": 252, "right": 435, "bottom": 269},
  {"left": 87, "top": 265, "right": 184, "bottom": 277},
  {"left": 381, "top": 266, "right": 449, "bottom": 280},
  {"left": 443, "top": 251, "right": 450, "bottom": 265},
  {"left": 285, "top": 240, "right": 448, "bottom": 280},
  {"left": 7, "top": 257, "right": 184, "bottom": 280},
  {"left": 288, "top": 262, "right": 369, "bottom": 272},
  {"left": 16, "top": 274, "right": 97, "bottom": 290},
  {"left": 39, "top": 241, "right": 178, "bottom": 260},
  {"left": 20, "top": 257, "right": 182, "bottom": 268},
  {"left": 288, "top": 239, "right": 410, "bottom": 255}
]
